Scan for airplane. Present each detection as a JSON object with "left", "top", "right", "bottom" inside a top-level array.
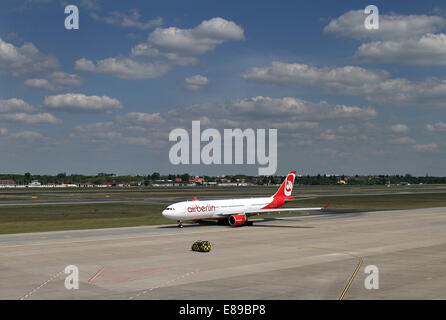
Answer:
[{"left": 162, "top": 170, "right": 331, "bottom": 228}]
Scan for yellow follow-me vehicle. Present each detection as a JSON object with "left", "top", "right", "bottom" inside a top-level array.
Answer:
[{"left": 191, "top": 240, "right": 211, "bottom": 252}]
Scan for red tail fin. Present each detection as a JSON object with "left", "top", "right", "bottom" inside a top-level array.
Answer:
[{"left": 273, "top": 170, "right": 296, "bottom": 200}]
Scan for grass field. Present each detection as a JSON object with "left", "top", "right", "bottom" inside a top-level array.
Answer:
[
  {"left": 287, "top": 192, "right": 446, "bottom": 209},
  {"left": 0, "top": 203, "right": 171, "bottom": 234},
  {"left": 0, "top": 187, "right": 445, "bottom": 234},
  {"left": 1, "top": 184, "right": 446, "bottom": 201}
]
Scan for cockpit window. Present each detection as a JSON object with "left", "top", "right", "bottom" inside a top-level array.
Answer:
[{"left": 165, "top": 207, "right": 175, "bottom": 210}]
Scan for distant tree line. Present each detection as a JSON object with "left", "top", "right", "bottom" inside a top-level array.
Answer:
[
  {"left": 294, "top": 174, "right": 446, "bottom": 185},
  {"left": 0, "top": 172, "right": 445, "bottom": 186}
]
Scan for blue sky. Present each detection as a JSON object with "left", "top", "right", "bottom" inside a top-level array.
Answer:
[{"left": 1, "top": 0, "right": 446, "bottom": 176}]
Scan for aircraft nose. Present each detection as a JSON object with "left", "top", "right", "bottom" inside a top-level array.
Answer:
[{"left": 162, "top": 210, "right": 173, "bottom": 219}]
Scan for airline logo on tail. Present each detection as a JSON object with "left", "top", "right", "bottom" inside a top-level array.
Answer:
[
  {"left": 284, "top": 173, "right": 295, "bottom": 196},
  {"left": 274, "top": 170, "right": 296, "bottom": 199}
]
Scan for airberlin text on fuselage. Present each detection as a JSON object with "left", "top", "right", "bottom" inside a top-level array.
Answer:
[{"left": 187, "top": 204, "right": 216, "bottom": 213}]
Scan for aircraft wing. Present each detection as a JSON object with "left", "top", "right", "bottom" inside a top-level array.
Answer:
[
  {"left": 249, "top": 207, "right": 323, "bottom": 213},
  {"left": 216, "top": 204, "right": 330, "bottom": 217},
  {"left": 244, "top": 207, "right": 324, "bottom": 216}
]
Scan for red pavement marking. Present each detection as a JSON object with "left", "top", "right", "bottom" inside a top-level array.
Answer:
[{"left": 88, "top": 266, "right": 106, "bottom": 284}]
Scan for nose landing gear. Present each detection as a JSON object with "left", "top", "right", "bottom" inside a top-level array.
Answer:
[{"left": 177, "top": 221, "right": 183, "bottom": 228}]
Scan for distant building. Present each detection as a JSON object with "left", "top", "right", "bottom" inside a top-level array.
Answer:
[
  {"left": 337, "top": 176, "right": 350, "bottom": 184},
  {"left": 0, "top": 180, "right": 15, "bottom": 186},
  {"left": 101, "top": 181, "right": 134, "bottom": 187},
  {"left": 77, "top": 183, "right": 94, "bottom": 188},
  {"left": 151, "top": 180, "right": 174, "bottom": 187},
  {"left": 29, "top": 180, "right": 41, "bottom": 187},
  {"left": 217, "top": 182, "right": 248, "bottom": 187},
  {"left": 98, "top": 173, "right": 116, "bottom": 177}
]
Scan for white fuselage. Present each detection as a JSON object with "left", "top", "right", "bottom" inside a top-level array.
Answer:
[
  {"left": 160, "top": 171, "right": 326, "bottom": 227},
  {"left": 162, "top": 196, "right": 274, "bottom": 221}
]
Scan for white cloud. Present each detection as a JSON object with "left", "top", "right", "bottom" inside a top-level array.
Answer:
[
  {"left": 43, "top": 93, "right": 123, "bottom": 113},
  {"left": 76, "top": 17, "right": 244, "bottom": 79},
  {"left": 0, "top": 37, "right": 83, "bottom": 91},
  {"left": 166, "top": 96, "right": 376, "bottom": 123},
  {"left": 323, "top": 10, "right": 446, "bottom": 40},
  {"left": 0, "top": 112, "right": 62, "bottom": 124},
  {"left": 121, "top": 136, "right": 152, "bottom": 145},
  {"left": 71, "top": 120, "right": 139, "bottom": 144},
  {"left": 24, "top": 78, "right": 53, "bottom": 90},
  {"left": 75, "top": 57, "right": 171, "bottom": 80},
  {"left": 74, "top": 112, "right": 165, "bottom": 135},
  {"left": 91, "top": 9, "right": 163, "bottom": 30},
  {"left": 336, "top": 124, "right": 359, "bottom": 134},
  {"left": 231, "top": 96, "right": 307, "bottom": 116},
  {"left": 391, "top": 124, "right": 409, "bottom": 133},
  {"left": 272, "top": 121, "right": 319, "bottom": 130},
  {"left": 0, "top": 37, "right": 59, "bottom": 76},
  {"left": 74, "top": 58, "right": 96, "bottom": 71},
  {"left": 18, "top": 0, "right": 56, "bottom": 10},
  {"left": 413, "top": 143, "right": 438, "bottom": 152},
  {"left": 391, "top": 137, "right": 416, "bottom": 145},
  {"left": 79, "top": 0, "right": 100, "bottom": 10},
  {"left": 71, "top": 114, "right": 164, "bottom": 145},
  {"left": 116, "top": 112, "right": 164, "bottom": 125},
  {"left": 0, "top": 97, "right": 61, "bottom": 124},
  {"left": 148, "top": 17, "right": 244, "bottom": 55},
  {"left": 169, "top": 97, "right": 377, "bottom": 133},
  {"left": 328, "top": 104, "right": 377, "bottom": 119},
  {"left": 130, "top": 43, "right": 197, "bottom": 66},
  {"left": 241, "top": 61, "right": 389, "bottom": 94},
  {"left": 320, "top": 130, "right": 339, "bottom": 141},
  {"left": 69, "top": 96, "right": 375, "bottom": 148},
  {"left": 24, "top": 72, "right": 83, "bottom": 90},
  {"left": 12, "top": 130, "right": 42, "bottom": 140},
  {"left": 324, "top": 10, "right": 446, "bottom": 66},
  {"left": 0, "top": 98, "right": 35, "bottom": 113},
  {"left": 355, "top": 33, "right": 446, "bottom": 66},
  {"left": 74, "top": 121, "right": 114, "bottom": 132},
  {"left": 241, "top": 61, "right": 446, "bottom": 108},
  {"left": 184, "top": 75, "right": 209, "bottom": 90},
  {"left": 367, "top": 78, "right": 446, "bottom": 108},
  {"left": 426, "top": 122, "right": 446, "bottom": 132}
]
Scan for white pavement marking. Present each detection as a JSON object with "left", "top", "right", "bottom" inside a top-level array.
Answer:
[
  {"left": 18, "top": 269, "right": 64, "bottom": 300},
  {"left": 128, "top": 270, "right": 198, "bottom": 300}
]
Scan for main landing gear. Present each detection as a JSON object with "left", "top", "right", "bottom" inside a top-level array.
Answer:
[{"left": 178, "top": 221, "right": 183, "bottom": 228}]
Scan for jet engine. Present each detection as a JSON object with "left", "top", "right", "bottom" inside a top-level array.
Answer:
[{"left": 228, "top": 214, "right": 247, "bottom": 226}]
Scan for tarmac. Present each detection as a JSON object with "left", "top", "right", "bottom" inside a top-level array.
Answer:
[{"left": 1, "top": 206, "right": 446, "bottom": 300}]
